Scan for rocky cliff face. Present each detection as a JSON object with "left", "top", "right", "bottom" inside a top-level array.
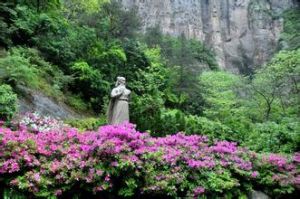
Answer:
[
  {"left": 17, "top": 85, "right": 80, "bottom": 119},
  {"left": 121, "top": 0, "right": 298, "bottom": 73}
]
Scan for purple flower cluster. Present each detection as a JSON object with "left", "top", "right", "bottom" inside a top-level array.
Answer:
[{"left": 0, "top": 120, "right": 299, "bottom": 197}]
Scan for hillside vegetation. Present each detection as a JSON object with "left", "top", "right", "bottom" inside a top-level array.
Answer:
[{"left": 0, "top": 0, "right": 299, "bottom": 198}]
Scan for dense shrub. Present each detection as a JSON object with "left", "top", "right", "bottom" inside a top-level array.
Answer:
[
  {"left": 65, "top": 116, "right": 107, "bottom": 131},
  {"left": 0, "top": 84, "right": 18, "bottom": 121},
  {"left": 245, "top": 119, "right": 300, "bottom": 153},
  {"left": 0, "top": 120, "right": 299, "bottom": 198},
  {"left": 0, "top": 47, "right": 71, "bottom": 102},
  {"left": 0, "top": 51, "right": 39, "bottom": 88},
  {"left": 153, "top": 109, "right": 233, "bottom": 140},
  {"left": 65, "top": 94, "right": 90, "bottom": 112},
  {"left": 70, "top": 61, "right": 110, "bottom": 112}
]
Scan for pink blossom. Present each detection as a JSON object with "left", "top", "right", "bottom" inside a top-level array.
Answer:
[
  {"left": 268, "top": 154, "right": 287, "bottom": 167},
  {"left": 251, "top": 171, "right": 259, "bottom": 178},
  {"left": 10, "top": 179, "right": 19, "bottom": 186},
  {"left": 187, "top": 159, "right": 215, "bottom": 169},
  {"left": 111, "top": 161, "right": 118, "bottom": 167},
  {"left": 33, "top": 173, "right": 41, "bottom": 182},
  {"left": 294, "top": 175, "right": 300, "bottom": 185},
  {"left": 194, "top": 186, "right": 205, "bottom": 197},
  {"left": 96, "top": 169, "right": 103, "bottom": 176},
  {"left": 293, "top": 153, "right": 300, "bottom": 163},
  {"left": 54, "top": 189, "right": 62, "bottom": 196},
  {"left": 105, "top": 175, "right": 111, "bottom": 182},
  {"left": 212, "top": 141, "right": 237, "bottom": 154},
  {"left": 0, "top": 117, "right": 299, "bottom": 197}
]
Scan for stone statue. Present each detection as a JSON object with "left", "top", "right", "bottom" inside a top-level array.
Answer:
[{"left": 107, "top": 77, "right": 131, "bottom": 125}]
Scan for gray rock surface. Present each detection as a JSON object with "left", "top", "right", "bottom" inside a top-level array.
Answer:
[
  {"left": 17, "top": 86, "right": 80, "bottom": 119},
  {"left": 248, "top": 190, "right": 270, "bottom": 199},
  {"left": 121, "top": 0, "right": 298, "bottom": 73}
]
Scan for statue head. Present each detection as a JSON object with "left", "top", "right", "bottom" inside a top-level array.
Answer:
[{"left": 115, "top": 76, "right": 126, "bottom": 86}]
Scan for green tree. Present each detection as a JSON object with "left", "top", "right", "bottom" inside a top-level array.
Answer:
[
  {"left": 0, "top": 50, "right": 39, "bottom": 88},
  {"left": 130, "top": 47, "right": 171, "bottom": 132},
  {"left": 79, "top": 0, "right": 140, "bottom": 40},
  {"left": 63, "top": 0, "right": 110, "bottom": 17},
  {"left": 199, "top": 71, "right": 251, "bottom": 141},
  {"left": 250, "top": 50, "right": 300, "bottom": 121},
  {"left": 71, "top": 61, "right": 110, "bottom": 112}
]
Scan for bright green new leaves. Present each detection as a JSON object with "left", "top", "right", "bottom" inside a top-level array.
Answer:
[
  {"left": 200, "top": 71, "right": 241, "bottom": 118},
  {"left": 63, "top": 0, "right": 110, "bottom": 14},
  {"left": 0, "top": 51, "right": 39, "bottom": 88},
  {"left": 0, "top": 84, "right": 18, "bottom": 121},
  {"left": 199, "top": 71, "right": 251, "bottom": 140},
  {"left": 252, "top": 49, "right": 300, "bottom": 120}
]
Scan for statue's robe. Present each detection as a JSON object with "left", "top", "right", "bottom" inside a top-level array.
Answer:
[{"left": 107, "top": 85, "right": 130, "bottom": 125}]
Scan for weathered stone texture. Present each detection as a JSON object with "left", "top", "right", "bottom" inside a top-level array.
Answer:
[{"left": 121, "top": 0, "right": 298, "bottom": 73}]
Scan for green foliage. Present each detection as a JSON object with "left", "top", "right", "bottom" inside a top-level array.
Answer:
[
  {"left": 206, "top": 171, "right": 238, "bottom": 193},
  {"left": 34, "top": 21, "right": 97, "bottom": 68},
  {"left": 197, "top": 55, "right": 300, "bottom": 152},
  {"left": 144, "top": 27, "right": 218, "bottom": 70},
  {"left": 0, "top": 84, "right": 18, "bottom": 121},
  {"left": 195, "top": 50, "right": 300, "bottom": 153},
  {"left": 4, "top": 4, "right": 62, "bottom": 47},
  {"left": 2, "top": 187, "right": 27, "bottom": 199},
  {"left": 280, "top": 9, "right": 300, "bottom": 50},
  {"left": 0, "top": 2, "right": 17, "bottom": 47},
  {"left": 71, "top": 61, "right": 110, "bottom": 111},
  {"left": 199, "top": 71, "right": 251, "bottom": 141},
  {"left": 11, "top": 47, "right": 72, "bottom": 91},
  {"left": 157, "top": 109, "right": 186, "bottom": 136},
  {"left": 151, "top": 108, "right": 232, "bottom": 140},
  {"left": 200, "top": 71, "right": 241, "bottom": 119},
  {"left": 16, "top": 0, "right": 60, "bottom": 12},
  {"left": 118, "top": 178, "right": 138, "bottom": 197},
  {"left": 245, "top": 119, "right": 300, "bottom": 153},
  {"left": 65, "top": 94, "right": 90, "bottom": 112},
  {"left": 144, "top": 29, "right": 218, "bottom": 115},
  {"left": 65, "top": 116, "right": 106, "bottom": 131},
  {"left": 0, "top": 50, "right": 39, "bottom": 88},
  {"left": 0, "top": 47, "right": 70, "bottom": 101},
  {"left": 86, "top": 40, "right": 129, "bottom": 83},
  {"left": 129, "top": 47, "right": 172, "bottom": 132},
  {"left": 84, "top": 0, "right": 140, "bottom": 40},
  {"left": 250, "top": 49, "right": 300, "bottom": 121},
  {"left": 184, "top": 115, "right": 232, "bottom": 140},
  {"left": 63, "top": 0, "right": 110, "bottom": 16}
]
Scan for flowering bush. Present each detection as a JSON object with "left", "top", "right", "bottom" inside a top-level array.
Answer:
[
  {"left": 0, "top": 120, "right": 299, "bottom": 198},
  {"left": 16, "top": 112, "right": 68, "bottom": 133}
]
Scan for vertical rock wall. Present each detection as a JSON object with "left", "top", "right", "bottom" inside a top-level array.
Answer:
[{"left": 121, "top": 0, "right": 298, "bottom": 73}]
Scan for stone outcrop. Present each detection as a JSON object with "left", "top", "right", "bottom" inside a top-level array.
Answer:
[
  {"left": 121, "top": 0, "right": 298, "bottom": 73},
  {"left": 248, "top": 190, "right": 270, "bottom": 199},
  {"left": 17, "top": 85, "right": 80, "bottom": 119}
]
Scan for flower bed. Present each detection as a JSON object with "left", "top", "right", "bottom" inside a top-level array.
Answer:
[{"left": 0, "top": 118, "right": 299, "bottom": 198}]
